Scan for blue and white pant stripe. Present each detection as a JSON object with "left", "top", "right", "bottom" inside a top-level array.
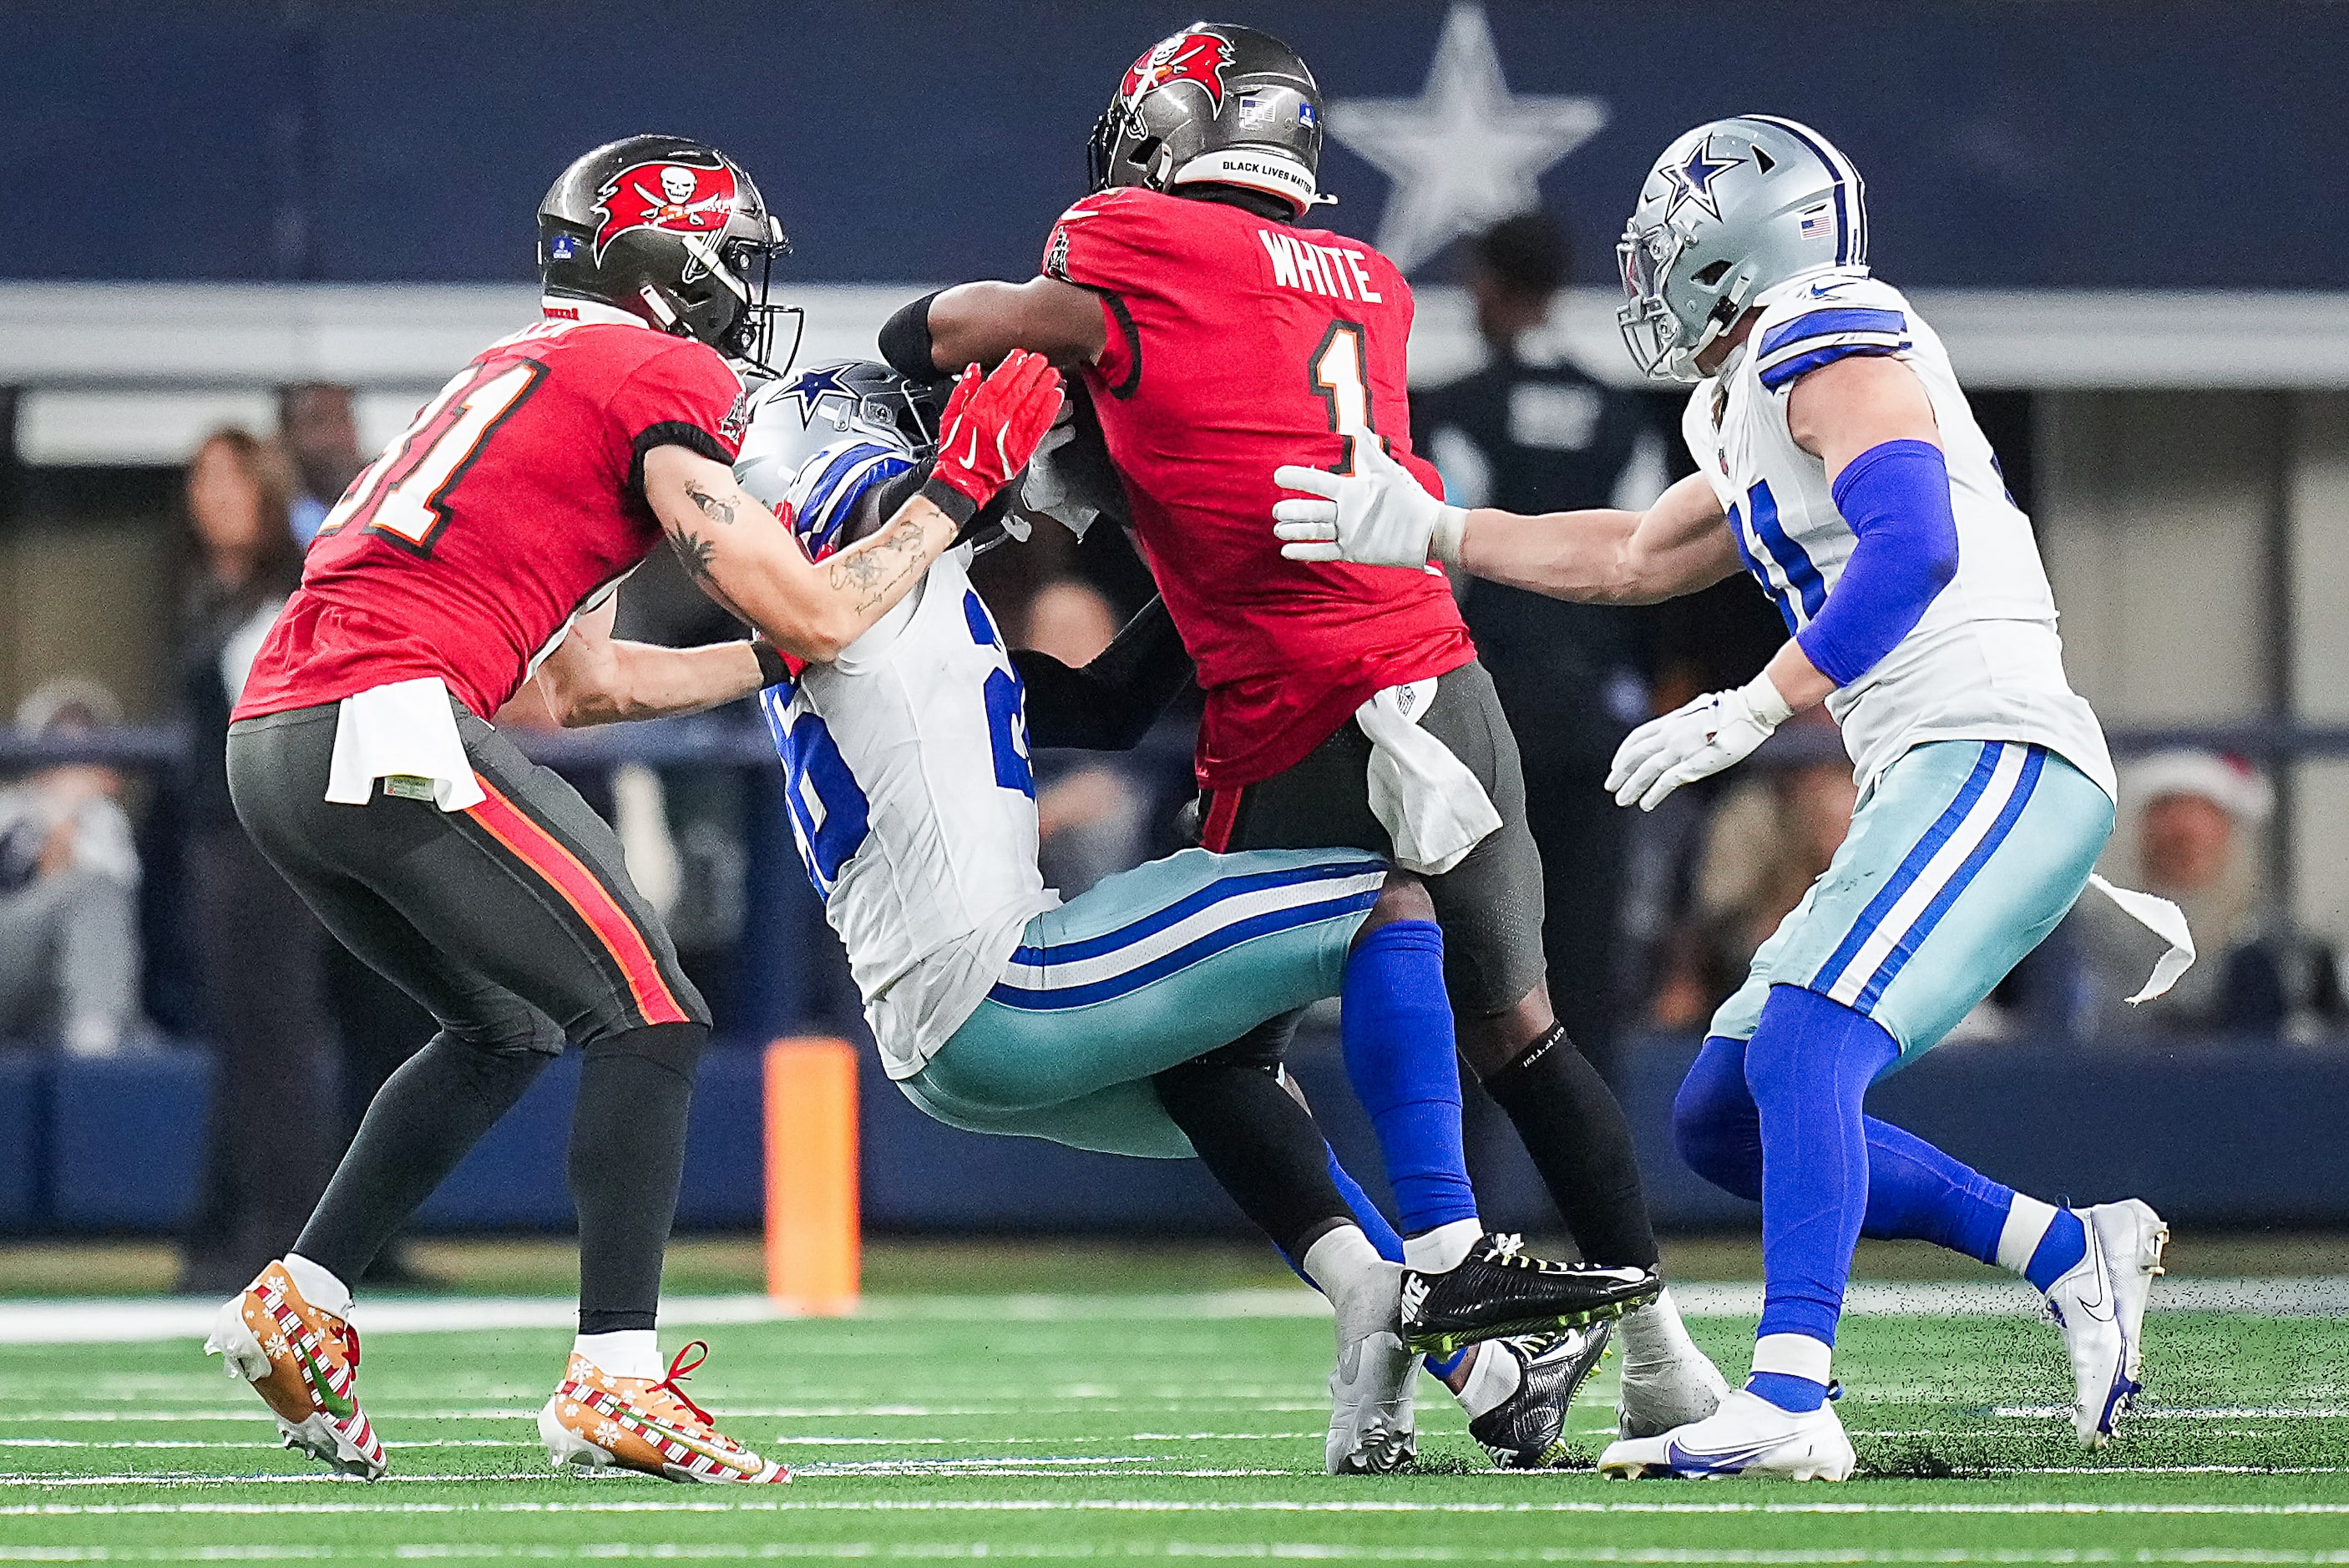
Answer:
[
  {"left": 1709, "top": 739, "right": 2111, "bottom": 1058},
  {"left": 902, "top": 847, "right": 1388, "bottom": 1160},
  {"left": 987, "top": 855, "right": 1387, "bottom": 1012}
]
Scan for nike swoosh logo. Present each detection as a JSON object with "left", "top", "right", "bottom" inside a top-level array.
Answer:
[
  {"left": 2073, "top": 1246, "right": 2115, "bottom": 1322},
  {"left": 1664, "top": 1435, "right": 1785, "bottom": 1474},
  {"left": 293, "top": 1338, "right": 355, "bottom": 1423}
]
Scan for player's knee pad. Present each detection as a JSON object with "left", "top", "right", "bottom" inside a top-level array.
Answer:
[
  {"left": 1673, "top": 1036, "right": 1763, "bottom": 1201},
  {"left": 585, "top": 1020, "right": 710, "bottom": 1081}
]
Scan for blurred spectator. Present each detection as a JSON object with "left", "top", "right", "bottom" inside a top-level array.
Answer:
[
  {"left": 0, "top": 678, "right": 145, "bottom": 1055},
  {"left": 2070, "top": 751, "right": 2342, "bottom": 1037},
  {"left": 276, "top": 382, "right": 365, "bottom": 545},
  {"left": 1022, "top": 578, "right": 1152, "bottom": 897},
  {"left": 172, "top": 427, "right": 344, "bottom": 1293},
  {"left": 1648, "top": 714, "right": 1857, "bottom": 1031},
  {"left": 1410, "top": 212, "right": 1665, "bottom": 1071}
]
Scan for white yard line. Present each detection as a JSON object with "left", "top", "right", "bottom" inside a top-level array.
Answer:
[
  {"left": 7, "top": 1552, "right": 2349, "bottom": 1566},
  {"left": 4, "top": 1279, "right": 2346, "bottom": 1348},
  {"left": 11, "top": 1495, "right": 2349, "bottom": 1515}
]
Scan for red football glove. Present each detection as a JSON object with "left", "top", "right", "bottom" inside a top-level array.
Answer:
[{"left": 924, "top": 350, "right": 1065, "bottom": 522}]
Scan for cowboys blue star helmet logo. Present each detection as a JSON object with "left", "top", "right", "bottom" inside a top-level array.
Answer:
[
  {"left": 1663, "top": 134, "right": 1741, "bottom": 220},
  {"left": 774, "top": 363, "right": 857, "bottom": 427}
]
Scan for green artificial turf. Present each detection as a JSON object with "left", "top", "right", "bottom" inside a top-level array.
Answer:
[{"left": 3, "top": 1287, "right": 2348, "bottom": 1563}]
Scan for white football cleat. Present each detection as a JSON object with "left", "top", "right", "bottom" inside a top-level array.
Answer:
[
  {"left": 1327, "top": 1319, "right": 1416, "bottom": 1475},
  {"left": 1617, "top": 1319, "right": 1732, "bottom": 1439},
  {"left": 1598, "top": 1386, "right": 1855, "bottom": 1481},
  {"left": 2044, "top": 1198, "right": 2167, "bottom": 1449}
]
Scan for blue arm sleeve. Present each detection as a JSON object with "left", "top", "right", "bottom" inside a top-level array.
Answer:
[{"left": 1795, "top": 438, "right": 1960, "bottom": 687}]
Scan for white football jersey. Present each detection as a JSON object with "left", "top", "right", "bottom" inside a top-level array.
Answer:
[
  {"left": 1685, "top": 270, "right": 2114, "bottom": 799},
  {"left": 742, "top": 436, "right": 1059, "bottom": 1080}
]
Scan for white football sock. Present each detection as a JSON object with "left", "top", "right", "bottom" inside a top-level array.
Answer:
[
  {"left": 574, "top": 1329, "right": 662, "bottom": 1381},
  {"left": 281, "top": 1253, "right": 352, "bottom": 1321},
  {"left": 1751, "top": 1332, "right": 1834, "bottom": 1386},
  {"left": 1401, "top": 1218, "right": 1481, "bottom": 1274},
  {"left": 1617, "top": 1287, "right": 1698, "bottom": 1368},
  {"left": 1996, "top": 1193, "right": 2061, "bottom": 1276},
  {"left": 1303, "top": 1225, "right": 1398, "bottom": 1348},
  {"left": 1455, "top": 1340, "right": 1524, "bottom": 1420}
]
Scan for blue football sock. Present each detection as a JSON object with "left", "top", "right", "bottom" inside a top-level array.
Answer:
[
  {"left": 1340, "top": 919, "right": 1477, "bottom": 1237},
  {"left": 1328, "top": 1146, "right": 1404, "bottom": 1264},
  {"left": 1272, "top": 1147, "right": 1403, "bottom": 1290},
  {"left": 1677, "top": 1032, "right": 2016, "bottom": 1267},
  {"left": 2023, "top": 1208, "right": 2088, "bottom": 1292},
  {"left": 1745, "top": 1371, "right": 1828, "bottom": 1414},
  {"left": 1861, "top": 1118, "right": 2014, "bottom": 1264},
  {"left": 1744, "top": 985, "right": 1899, "bottom": 1353}
]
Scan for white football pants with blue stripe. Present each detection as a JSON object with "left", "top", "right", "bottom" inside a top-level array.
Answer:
[
  {"left": 900, "top": 847, "right": 1388, "bottom": 1157},
  {"left": 1709, "top": 740, "right": 2114, "bottom": 1057}
]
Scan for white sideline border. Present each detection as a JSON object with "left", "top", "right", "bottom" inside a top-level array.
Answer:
[{"left": 2, "top": 1278, "right": 2346, "bottom": 1347}]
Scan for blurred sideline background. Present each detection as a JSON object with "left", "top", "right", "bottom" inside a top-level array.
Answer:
[{"left": 3, "top": 1, "right": 2346, "bottom": 1297}]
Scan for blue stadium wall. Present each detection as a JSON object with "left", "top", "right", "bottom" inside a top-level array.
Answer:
[
  {"left": 5, "top": 1029, "right": 2344, "bottom": 1237},
  {"left": 3, "top": 2, "right": 2339, "bottom": 290}
]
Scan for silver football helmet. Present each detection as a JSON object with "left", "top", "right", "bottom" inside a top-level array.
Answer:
[
  {"left": 1616, "top": 116, "right": 1869, "bottom": 383},
  {"left": 732, "top": 360, "right": 941, "bottom": 509}
]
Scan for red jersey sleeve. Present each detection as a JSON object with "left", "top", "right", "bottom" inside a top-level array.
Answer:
[
  {"left": 607, "top": 338, "right": 751, "bottom": 479},
  {"left": 1041, "top": 189, "right": 1180, "bottom": 397}
]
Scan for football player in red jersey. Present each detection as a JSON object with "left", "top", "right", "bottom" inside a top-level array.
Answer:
[
  {"left": 878, "top": 24, "right": 1728, "bottom": 1446},
  {"left": 204, "top": 134, "right": 1061, "bottom": 1484}
]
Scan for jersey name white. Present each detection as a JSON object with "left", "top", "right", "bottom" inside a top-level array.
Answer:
[
  {"left": 1685, "top": 270, "right": 2114, "bottom": 799},
  {"left": 745, "top": 439, "right": 1058, "bottom": 1080}
]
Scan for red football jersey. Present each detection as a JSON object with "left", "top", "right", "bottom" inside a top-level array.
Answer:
[
  {"left": 235, "top": 305, "right": 747, "bottom": 724},
  {"left": 1043, "top": 186, "right": 1472, "bottom": 790}
]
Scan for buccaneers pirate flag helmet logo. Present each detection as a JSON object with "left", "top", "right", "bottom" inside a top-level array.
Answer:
[
  {"left": 1086, "top": 23, "right": 1328, "bottom": 216},
  {"left": 1117, "top": 28, "right": 1234, "bottom": 112},
  {"left": 590, "top": 154, "right": 740, "bottom": 260},
  {"left": 537, "top": 134, "right": 794, "bottom": 368}
]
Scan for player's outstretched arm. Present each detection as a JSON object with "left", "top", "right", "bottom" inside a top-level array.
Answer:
[
  {"left": 883, "top": 278, "right": 1108, "bottom": 378},
  {"left": 645, "top": 352, "right": 1064, "bottom": 662},
  {"left": 532, "top": 596, "right": 772, "bottom": 727},
  {"left": 1272, "top": 444, "right": 1739, "bottom": 604},
  {"left": 1602, "top": 354, "right": 1952, "bottom": 812},
  {"left": 1461, "top": 473, "right": 1741, "bottom": 605}
]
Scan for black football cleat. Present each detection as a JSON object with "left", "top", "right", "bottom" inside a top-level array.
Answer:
[
  {"left": 1399, "top": 1233, "right": 1658, "bottom": 1357},
  {"left": 1470, "top": 1323, "right": 1613, "bottom": 1469}
]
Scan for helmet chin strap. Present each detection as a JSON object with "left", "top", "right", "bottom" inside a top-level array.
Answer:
[{"left": 635, "top": 282, "right": 682, "bottom": 331}]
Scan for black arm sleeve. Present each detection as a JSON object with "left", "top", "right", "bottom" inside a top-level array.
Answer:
[
  {"left": 878, "top": 291, "right": 949, "bottom": 382},
  {"left": 1015, "top": 595, "right": 1194, "bottom": 751}
]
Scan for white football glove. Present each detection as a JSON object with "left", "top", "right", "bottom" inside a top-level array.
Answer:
[
  {"left": 1273, "top": 441, "right": 1466, "bottom": 569},
  {"left": 1605, "top": 675, "right": 1795, "bottom": 812}
]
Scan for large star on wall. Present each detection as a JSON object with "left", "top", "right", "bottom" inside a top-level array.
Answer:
[{"left": 1325, "top": 3, "right": 1607, "bottom": 274}]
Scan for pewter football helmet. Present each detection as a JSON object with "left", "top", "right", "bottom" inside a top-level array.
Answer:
[
  {"left": 1086, "top": 23, "right": 1326, "bottom": 216},
  {"left": 1616, "top": 116, "right": 1869, "bottom": 383}
]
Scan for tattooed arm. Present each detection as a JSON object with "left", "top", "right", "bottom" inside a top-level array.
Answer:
[
  {"left": 641, "top": 443, "right": 960, "bottom": 663},
  {"left": 532, "top": 595, "right": 768, "bottom": 727}
]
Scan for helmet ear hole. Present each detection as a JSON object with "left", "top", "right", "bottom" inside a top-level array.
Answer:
[
  {"left": 1131, "top": 137, "right": 1165, "bottom": 177},
  {"left": 1692, "top": 260, "right": 1731, "bottom": 286}
]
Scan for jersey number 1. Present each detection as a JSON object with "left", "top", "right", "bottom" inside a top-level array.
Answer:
[
  {"left": 1309, "top": 321, "right": 1385, "bottom": 476},
  {"left": 318, "top": 359, "right": 547, "bottom": 554}
]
